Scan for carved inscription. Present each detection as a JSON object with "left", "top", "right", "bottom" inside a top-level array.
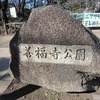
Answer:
[{"left": 19, "top": 44, "right": 93, "bottom": 65}]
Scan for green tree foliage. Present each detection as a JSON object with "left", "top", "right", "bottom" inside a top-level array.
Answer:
[{"left": 87, "top": 0, "right": 95, "bottom": 10}]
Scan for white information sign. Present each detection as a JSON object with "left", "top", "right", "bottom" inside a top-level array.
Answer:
[
  {"left": 10, "top": 7, "right": 17, "bottom": 18},
  {"left": 19, "top": 44, "right": 93, "bottom": 65},
  {"left": 83, "top": 13, "right": 100, "bottom": 27}
]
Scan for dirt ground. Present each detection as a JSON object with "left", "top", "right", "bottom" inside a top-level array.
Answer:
[
  {"left": 0, "top": 35, "right": 14, "bottom": 43},
  {"left": 92, "top": 29, "right": 100, "bottom": 39},
  {"left": 0, "top": 35, "right": 14, "bottom": 48},
  {"left": 0, "top": 28, "right": 100, "bottom": 100},
  {"left": 0, "top": 79, "right": 96, "bottom": 100}
]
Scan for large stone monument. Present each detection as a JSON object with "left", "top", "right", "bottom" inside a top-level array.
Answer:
[{"left": 10, "top": 5, "right": 100, "bottom": 92}]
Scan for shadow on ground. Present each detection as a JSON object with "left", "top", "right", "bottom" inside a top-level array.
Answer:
[
  {"left": 0, "top": 58, "right": 10, "bottom": 71},
  {"left": 0, "top": 79, "right": 96, "bottom": 100},
  {"left": 1, "top": 83, "right": 41, "bottom": 100}
]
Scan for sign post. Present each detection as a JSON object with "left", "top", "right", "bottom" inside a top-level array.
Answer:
[
  {"left": 83, "top": 13, "right": 100, "bottom": 27},
  {"left": 10, "top": 7, "right": 17, "bottom": 18}
]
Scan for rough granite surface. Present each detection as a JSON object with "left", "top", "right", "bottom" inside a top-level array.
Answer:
[{"left": 10, "top": 5, "right": 100, "bottom": 92}]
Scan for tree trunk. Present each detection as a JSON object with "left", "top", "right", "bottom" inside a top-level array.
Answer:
[
  {"left": 2, "top": 0, "right": 8, "bottom": 23},
  {"left": 47, "top": 0, "right": 56, "bottom": 5},
  {"left": 34, "top": 0, "right": 36, "bottom": 8},
  {"left": 46, "top": 0, "right": 66, "bottom": 6},
  {"left": 19, "top": 0, "right": 21, "bottom": 13},
  {"left": 20, "top": 0, "right": 25, "bottom": 16}
]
